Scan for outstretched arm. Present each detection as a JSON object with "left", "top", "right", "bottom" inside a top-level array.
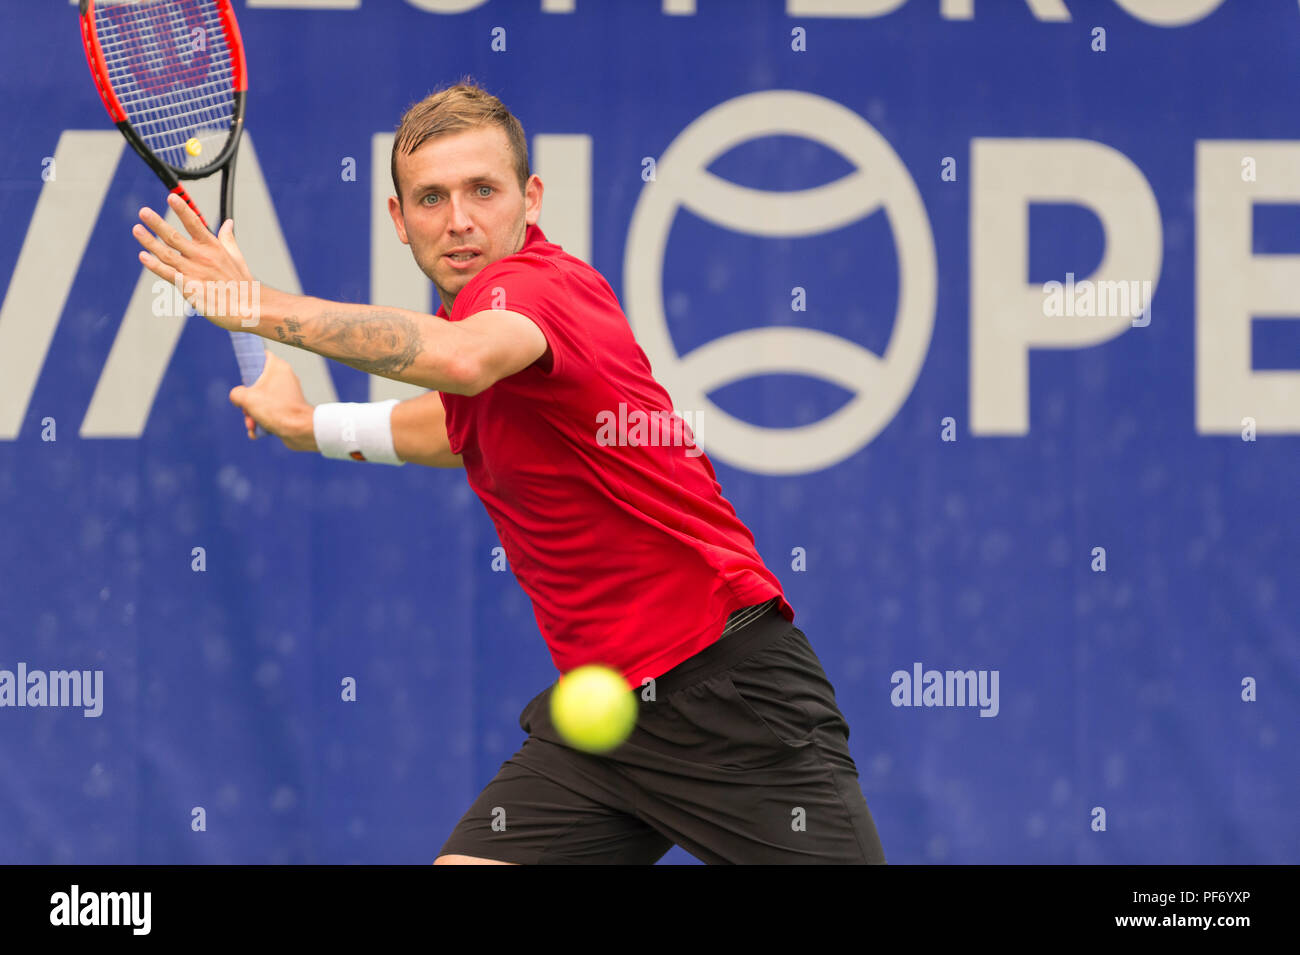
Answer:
[
  {"left": 132, "top": 194, "right": 547, "bottom": 395},
  {"left": 255, "top": 291, "right": 470, "bottom": 393}
]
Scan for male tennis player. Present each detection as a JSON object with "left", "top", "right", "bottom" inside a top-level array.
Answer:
[{"left": 132, "top": 81, "right": 886, "bottom": 865}]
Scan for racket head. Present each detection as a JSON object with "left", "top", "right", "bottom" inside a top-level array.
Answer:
[{"left": 80, "top": 0, "right": 247, "bottom": 182}]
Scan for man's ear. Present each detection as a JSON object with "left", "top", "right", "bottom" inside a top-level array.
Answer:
[
  {"left": 524, "top": 174, "right": 543, "bottom": 227},
  {"left": 387, "top": 195, "right": 410, "bottom": 245}
]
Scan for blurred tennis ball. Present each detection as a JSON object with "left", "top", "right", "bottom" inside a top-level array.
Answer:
[
  {"left": 185, "top": 138, "right": 202, "bottom": 157},
  {"left": 549, "top": 664, "right": 637, "bottom": 754}
]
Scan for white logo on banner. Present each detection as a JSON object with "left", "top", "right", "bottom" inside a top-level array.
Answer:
[{"left": 624, "top": 90, "right": 937, "bottom": 475}]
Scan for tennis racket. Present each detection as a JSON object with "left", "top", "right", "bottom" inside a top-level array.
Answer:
[{"left": 79, "top": 0, "right": 267, "bottom": 433}]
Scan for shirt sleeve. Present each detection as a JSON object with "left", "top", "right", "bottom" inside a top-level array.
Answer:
[{"left": 453, "top": 256, "right": 591, "bottom": 382}]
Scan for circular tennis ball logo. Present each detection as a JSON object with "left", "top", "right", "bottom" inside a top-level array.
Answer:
[{"left": 549, "top": 665, "right": 637, "bottom": 754}]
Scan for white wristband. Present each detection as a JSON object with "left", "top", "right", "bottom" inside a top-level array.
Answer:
[{"left": 313, "top": 400, "right": 404, "bottom": 465}]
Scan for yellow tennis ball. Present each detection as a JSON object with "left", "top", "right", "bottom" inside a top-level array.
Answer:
[
  {"left": 549, "top": 665, "right": 637, "bottom": 754},
  {"left": 185, "top": 138, "right": 202, "bottom": 157}
]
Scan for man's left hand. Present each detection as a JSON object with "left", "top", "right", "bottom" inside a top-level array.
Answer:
[{"left": 132, "top": 192, "right": 259, "bottom": 331}]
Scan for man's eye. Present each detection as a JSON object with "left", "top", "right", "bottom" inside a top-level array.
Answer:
[
  {"left": 422, "top": 194, "right": 439, "bottom": 205},
  {"left": 477, "top": 185, "right": 493, "bottom": 197}
]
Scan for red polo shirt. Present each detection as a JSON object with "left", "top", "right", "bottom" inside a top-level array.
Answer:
[{"left": 435, "top": 223, "right": 794, "bottom": 686}]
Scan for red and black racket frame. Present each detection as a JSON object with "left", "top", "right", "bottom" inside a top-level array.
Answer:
[
  {"left": 78, "top": 0, "right": 248, "bottom": 229},
  {"left": 79, "top": 0, "right": 266, "bottom": 436}
]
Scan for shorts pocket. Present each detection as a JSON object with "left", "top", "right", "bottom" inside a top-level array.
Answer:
[
  {"left": 722, "top": 672, "right": 815, "bottom": 753},
  {"left": 647, "top": 672, "right": 813, "bottom": 772}
]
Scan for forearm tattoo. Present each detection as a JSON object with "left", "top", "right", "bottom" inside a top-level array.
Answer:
[
  {"left": 274, "top": 317, "right": 306, "bottom": 348},
  {"left": 279, "top": 310, "right": 425, "bottom": 377}
]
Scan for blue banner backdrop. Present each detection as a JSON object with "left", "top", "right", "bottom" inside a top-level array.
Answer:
[{"left": 0, "top": 0, "right": 1296, "bottom": 864}]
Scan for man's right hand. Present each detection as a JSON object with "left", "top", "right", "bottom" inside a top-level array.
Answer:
[{"left": 229, "top": 351, "right": 318, "bottom": 451}]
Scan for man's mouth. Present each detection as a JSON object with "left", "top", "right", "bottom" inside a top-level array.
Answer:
[{"left": 444, "top": 248, "right": 482, "bottom": 268}]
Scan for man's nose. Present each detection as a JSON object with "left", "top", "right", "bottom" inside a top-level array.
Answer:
[{"left": 447, "top": 193, "right": 475, "bottom": 233}]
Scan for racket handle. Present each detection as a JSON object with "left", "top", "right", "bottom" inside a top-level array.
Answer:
[{"left": 228, "top": 329, "right": 267, "bottom": 438}]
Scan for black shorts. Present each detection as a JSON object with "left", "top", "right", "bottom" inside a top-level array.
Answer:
[{"left": 437, "top": 604, "right": 887, "bottom": 864}]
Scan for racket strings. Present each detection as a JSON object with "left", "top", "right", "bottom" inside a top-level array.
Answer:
[{"left": 94, "top": 0, "right": 236, "bottom": 172}]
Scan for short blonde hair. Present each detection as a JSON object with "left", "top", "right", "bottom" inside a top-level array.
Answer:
[{"left": 391, "top": 78, "right": 530, "bottom": 202}]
